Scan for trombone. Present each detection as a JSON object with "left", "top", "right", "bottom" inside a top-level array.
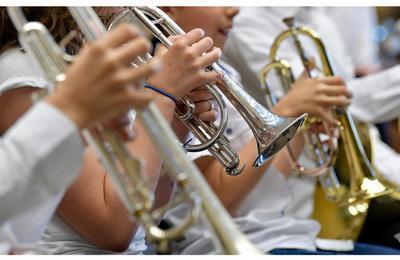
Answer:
[
  {"left": 129, "top": 6, "right": 307, "bottom": 168},
  {"left": 259, "top": 16, "right": 396, "bottom": 239},
  {"left": 8, "top": 6, "right": 263, "bottom": 254}
]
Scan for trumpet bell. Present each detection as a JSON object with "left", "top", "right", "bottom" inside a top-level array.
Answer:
[{"left": 253, "top": 113, "right": 307, "bottom": 167}]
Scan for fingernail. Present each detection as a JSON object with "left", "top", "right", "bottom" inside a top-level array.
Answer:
[
  {"left": 197, "top": 28, "right": 205, "bottom": 37},
  {"left": 151, "top": 58, "right": 163, "bottom": 73},
  {"left": 215, "top": 48, "right": 222, "bottom": 58}
]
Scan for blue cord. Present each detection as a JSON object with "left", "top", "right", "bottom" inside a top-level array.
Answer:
[{"left": 143, "top": 83, "right": 177, "bottom": 103}]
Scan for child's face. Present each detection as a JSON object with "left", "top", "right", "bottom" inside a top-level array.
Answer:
[{"left": 166, "top": 7, "right": 239, "bottom": 50}]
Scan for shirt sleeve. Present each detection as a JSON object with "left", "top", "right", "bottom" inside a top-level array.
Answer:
[
  {"left": 0, "top": 101, "right": 84, "bottom": 225},
  {"left": 348, "top": 65, "right": 400, "bottom": 123},
  {"left": 369, "top": 126, "right": 400, "bottom": 186}
]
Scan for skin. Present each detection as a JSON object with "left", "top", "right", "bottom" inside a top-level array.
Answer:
[
  {"left": 54, "top": 27, "right": 221, "bottom": 252},
  {"left": 164, "top": 7, "right": 353, "bottom": 214},
  {"left": 0, "top": 24, "right": 155, "bottom": 132},
  {"left": 0, "top": 13, "right": 220, "bottom": 252}
]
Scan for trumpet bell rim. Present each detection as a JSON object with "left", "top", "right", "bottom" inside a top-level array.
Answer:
[{"left": 252, "top": 113, "right": 307, "bottom": 167}]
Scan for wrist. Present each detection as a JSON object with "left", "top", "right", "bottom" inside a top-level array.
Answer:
[
  {"left": 143, "top": 83, "right": 177, "bottom": 104},
  {"left": 144, "top": 88, "right": 176, "bottom": 116},
  {"left": 44, "top": 91, "right": 89, "bottom": 129}
]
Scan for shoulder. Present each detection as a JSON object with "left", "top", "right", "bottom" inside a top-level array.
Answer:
[{"left": 0, "top": 48, "right": 49, "bottom": 94}]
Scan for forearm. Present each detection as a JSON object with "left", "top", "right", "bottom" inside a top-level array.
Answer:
[
  {"left": 197, "top": 138, "right": 274, "bottom": 214},
  {"left": 0, "top": 99, "right": 83, "bottom": 224},
  {"left": 55, "top": 94, "right": 176, "bottom": 252}
]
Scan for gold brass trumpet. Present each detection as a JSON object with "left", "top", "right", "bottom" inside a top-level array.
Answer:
[
  {"left": 260, "top": 16, "right": 396, "bottom": 239},
  {"left": 129, "top": 6, "right": 307, "bottom": 169}
]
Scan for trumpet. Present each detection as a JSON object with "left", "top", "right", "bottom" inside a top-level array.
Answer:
[
  {"left": 8, "top": 6, "right": 263, "bottom": 254},
  {"left": 129, "top": 6, "right": 307, "bottom": 168},
  {"left": 260, "top": 28, "right": 344, "bottom": 202},
  {"left": 260, "top": 16, "right": 396, "bottom": 239},
  {"left": 107, "top": 9, "right": 243, "bottom": 176}
]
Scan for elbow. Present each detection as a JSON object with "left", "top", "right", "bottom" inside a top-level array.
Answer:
[
  {"left": 98, "top": 224, "right": 139, "bottom": 252},
  {"left": 219, "top": 195, "right": 240, "bottom": 216},
  {"left": 105, "top": 240, "right": 131, "bottom": 253}
]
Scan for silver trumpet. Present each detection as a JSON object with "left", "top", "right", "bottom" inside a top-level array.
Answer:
[
  {"left": 107, "top": 9, "right": 244, "bottom": 176},
  {"left": 8, "top": 6, "right": 262, "bottom": 254},
  {"left": 130, "top": 6, "right": 307, "bottom": 167}
]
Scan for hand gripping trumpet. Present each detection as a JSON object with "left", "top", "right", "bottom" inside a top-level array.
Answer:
[
  {"left": 7, "top": 6, "right": 263, "bottom": 254},
  {"left": 129, "top": 6, "right": 307, "bottom": 168},
  {"left": 107, "top": 9, "right": 243, "bottom": 176},
  {"left": 259, "top": 19, "right": 344, "bottom": 202}
]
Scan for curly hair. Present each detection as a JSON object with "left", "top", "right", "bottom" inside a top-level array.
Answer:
[{"left": 0, "top": 7, "right": 115, "bottom": 54}]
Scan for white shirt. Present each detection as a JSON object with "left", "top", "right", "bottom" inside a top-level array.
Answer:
[
  {"left": 164, "top": 61, "right": 320, "bottom": 254},
  {"left": 0, "top": 48, "right": 147, "bottom": 254},
  {"left": 224, "top": 6, "right": 400, "bottom": 249},
  {"left": 225, "top": 7, "right": 400, "bottom": 124},
  {"left": 0, "top": 48, "right": 85, "bottom": 253},
  {"left": 326, "top": 7, "right": 381, "bottom": 72}
]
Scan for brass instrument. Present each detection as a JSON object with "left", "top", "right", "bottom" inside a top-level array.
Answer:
[
  {"left": 259, "top": 16, "right": 396, "bottom": 240},
  {"left": 8, "top": 6, "right": 263, "bottom": 254},
  {"left": 107, "top": 9, "right": 243, "bottom": 176},
  {"left": 129, "top": 6, "right": 307, "bottom": 169}
]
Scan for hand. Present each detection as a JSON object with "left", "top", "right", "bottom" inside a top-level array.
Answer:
[
  {"left": 146, "top": 28, "right": 221, "bottom": 100},
  {"left": 101, "top": 112, "right": 135, "bottom": 141},
  {"left": 186, "top": 86, "right": 218, "bottom": 122},
  {"left": 45, "top": 24, "right": 161, "bottom": 129},
  {"left": 173, "top": 86, "right": 219, "bottom": 142},
  {"left": 273, "top": 74, "right": 352, "bottom": 126}
]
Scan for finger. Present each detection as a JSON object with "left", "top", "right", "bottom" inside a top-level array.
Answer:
[
  {"left": 318, "top": 110, "right": 338, "bottom": 126},
  {"left": 320, "top": 84, "right": 352, "bottom": 98},
  {"left": 197, "top": 110, "right": 218, "bottom": 122},
  {"left": 306, "top": 56, "right": 316, "bottom": 70},
  {"left": 194, "top": 71, "right": 220, "bottom": 86},
  {"left": 187, "top": 89, "right": 213, "bottom": 102},
  {"left": 191, "top": 85, "right": 208, "bottom": 91},
  {"left": 167, "top": 35, "right": 180, "bottom": 44},
  {"left": 102, "top": 113, "right": 130, "bottom": 129},
  {"left": 122, "top": 88, "right": 153, "bottom": 109},
  {"left": 153, "top": 43, "right": 168, "bottom": 56},
  {"left": 113, "top": 37, "right": 151, "bottom": 65},
  {"left": 195, "top": 100, "right": 213, "bottom": 113},
  {"left": 102, "top": 115, "right": 135, "bottom": 141},
  {"left": 118, "top": 128, "right": 135, "bottom": 141},
  {"left": 174, "top": 28, "right": 205, "bottom": 46},
  {"left": 118, "top": 58, "right": 163, "bottom": 85},
  {"left": 185, "top": 71, "right": 220, "bottom": 92},
  {"left": 317, "top": 76, "right": 345, "bottom": 86},
  {"left": 319, "top": 96, "right": 352, "bottom": 107},
  {"left": 196, "top": 48, "right": 221, "bottom": 68},
  {"left": 191, "top": 36, "right": 214, "bottom": 56},
  {"left": 100, "top": 24, "right": 142, "bottom": 48}
]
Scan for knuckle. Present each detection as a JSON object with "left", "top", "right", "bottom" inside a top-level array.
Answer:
[
  {"left": 190, "top": 61, "right": 201, "bottom": 70},
  {"left": 119, "top": 24, "right": 139, "bottom": 38},
  {"left": 111, "top": 73, "right": 125, "bottom": 86},
  {"left": 105, "top": 56, "right": 120, "bottom": 70},
  {"left": 204, "top": 37, "right": 214, "bottom": 47},
  {"left": 89, "top": 42, "right": 106, "bottom": 56},
  {"left": 136, "top": 37, "right": 151, "bottom": 52},
  {"left": 172, "top": 41, "right": 185, "bottom": 51}
]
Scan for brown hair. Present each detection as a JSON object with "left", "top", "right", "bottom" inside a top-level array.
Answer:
[
  {"left": 0, "top": 7, "right": 81, "bottom": 54},
  {"left": 0, "top": 7, "right": 115, "bottom": 54}
]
